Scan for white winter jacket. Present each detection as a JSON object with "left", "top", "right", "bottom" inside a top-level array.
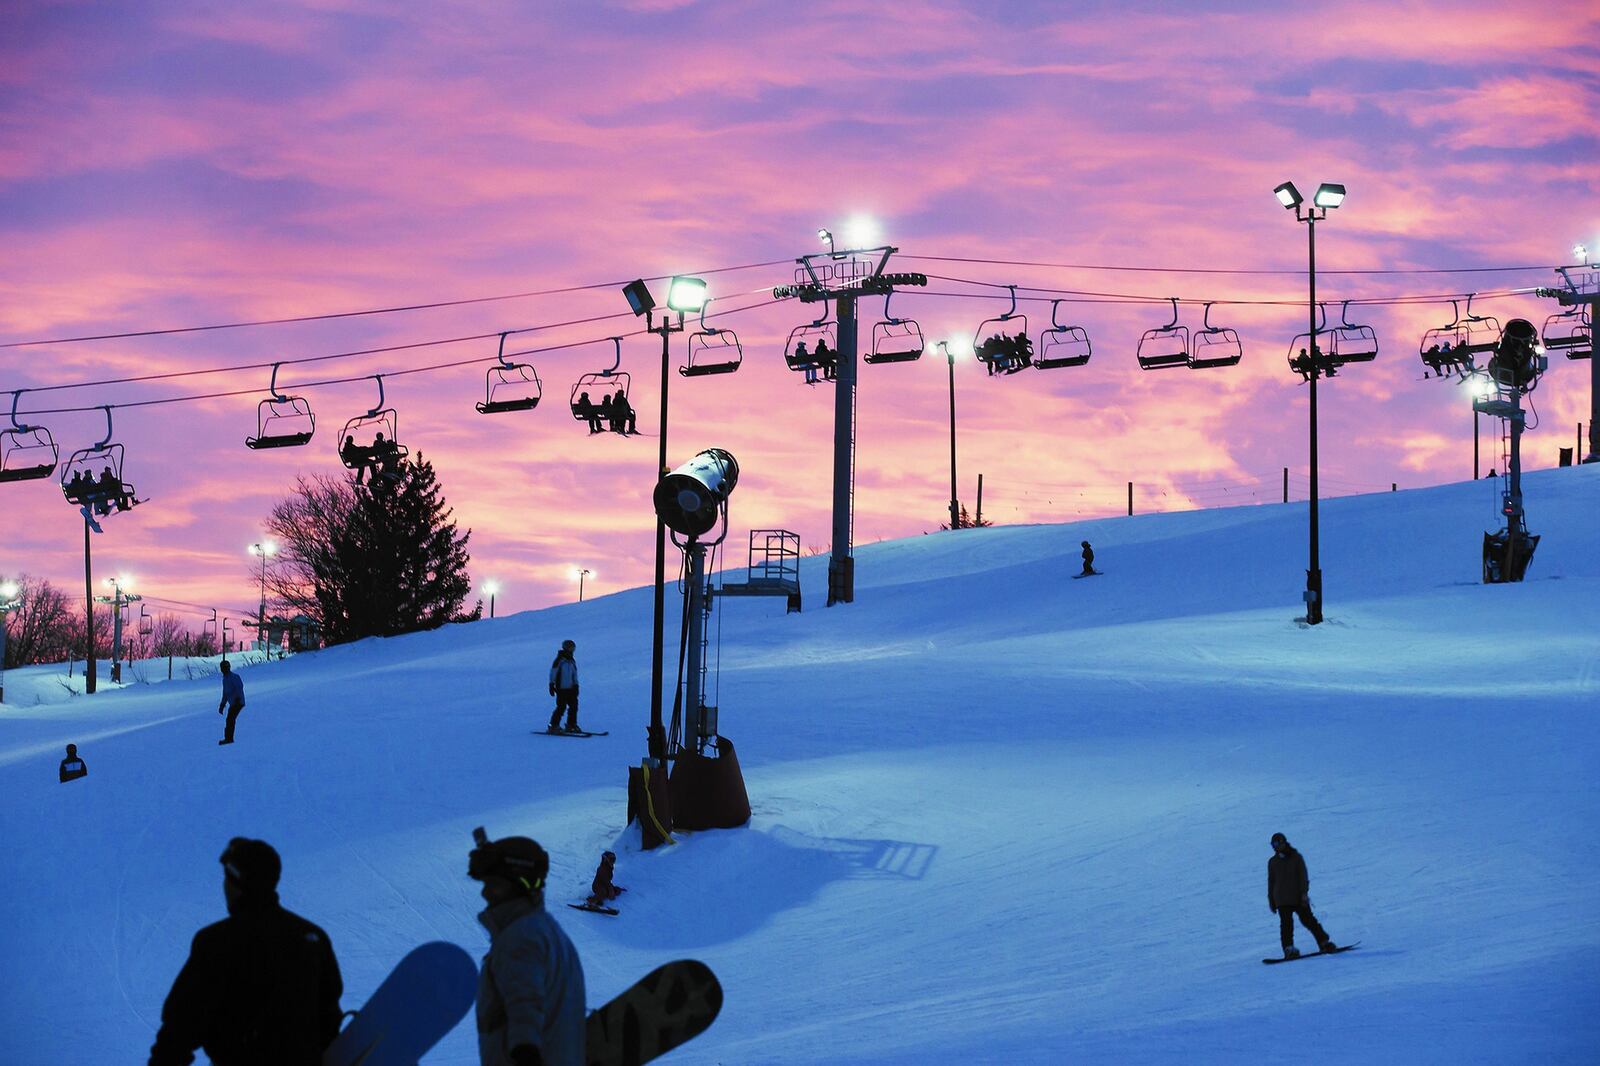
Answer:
[{"left": 549, "top": 653, "right": 578, "bottom": 691}]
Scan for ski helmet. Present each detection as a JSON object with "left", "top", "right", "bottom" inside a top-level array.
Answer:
[
  {"left": 469, "top": 834, "right": 548, "bottom": 894},
  {"left": 220, "top": 837, "right": 281, "bottom": 893},
  {"left": 1270, "top": 832, "right": 1288, "bottom": 849},
  {"left": 561, "top": 639, "right": 576, "bottom": 651}
]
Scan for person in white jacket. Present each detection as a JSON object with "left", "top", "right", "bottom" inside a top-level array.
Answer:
[{"left": 547, "top": 640, "right": 580, "bottom": 733}]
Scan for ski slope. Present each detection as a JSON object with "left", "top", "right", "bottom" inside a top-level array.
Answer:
[{"left": 3, "top": 468, "right": 1598, "bottom": 1064}]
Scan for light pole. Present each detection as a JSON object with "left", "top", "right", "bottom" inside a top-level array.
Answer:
[
  {"left": 1468, "top": 375, "right": 1495, "bottom": 479},
  {"left": 623, "top": 275, "right": 707, "bottom": 763},
  {"left": 1274, "top": 180, "right": 1345, "bottom": 625},
  {"left": 0, "top": 579, "right": 20, "bottom": 704},
  {"left": 483, "top": 580, "right": 500, "bottom": 619},
  {"left": 937, "top": 340, "right": 960, "bottom": 530},
  {"left": 576, "top": 568, "right": 592, "bottom": 603},
  {"left": 248, "top": 540, "right": 276, "bottom": 652}
]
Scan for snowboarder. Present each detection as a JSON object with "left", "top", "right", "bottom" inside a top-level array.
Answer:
[
  {"left": 1268, "top": 832, "right": 1337, "bottom": 959},
  {"left": 467, "top": 829, "right": 586, "bottom": 1066},
  {"left": 547, "top": 639, "right": 580, "bottom": 734},
  {"left": 148, "top": 837, "right": 343, "bottom": 1066},
  {"left": 1080, "top": 540, "right": 1096, "bottom": 576},
  {"left": 217, "top": 660, "right": 245, "bottom": 745},
  {"left": 587, "top": 851, "right": 623, "bottom": 907},
  {"left": 59, "top": 743, "right": 88, "bottom": 782}
]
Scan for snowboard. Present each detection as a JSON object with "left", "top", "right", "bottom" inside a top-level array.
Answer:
[
  {"left": 535, "top": 729, "right": 610, "bottom": 738},
  {"left": 1072, "top": 570, "right": 1102, "bottom": 579},
  {"left": 323, "top": 941, "right": 478, "bottom": 1066},
  {"left": 569, "top": 902, "right": 620, "bottom": 916},
  {"left": 1262, "top": 942, "right": 1359, "bottom": 965},
  {"left": 586, "top": 959, "right": 722, "bottom": 1066}
]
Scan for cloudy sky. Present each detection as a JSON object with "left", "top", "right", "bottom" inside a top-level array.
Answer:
[{"left": 3, "top": 0, "right": 1597, "bottom": 623}]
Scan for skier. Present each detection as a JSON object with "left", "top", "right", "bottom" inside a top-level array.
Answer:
[
  {"left": 149, "top": 837, "right": 343, "bottom": 1065},
  {"left": 1268, "top": 832, "right": 1337, "bottom": 959},
  {"left": 547, "top": 639, "right": 580, "bottom": 734},
  {"left": 1080, "top": 540, "right": 1096, "bottom": 576},
  {"left": 59, "top": 743, "right": 88, "bottom": 782},
  {"left": 587, "top": 851, "right": 623, "bottom": 907},
  {"left": 468, "top": 831, "right": 586, "bottom": 1066},
  {"left": 217, "top": 660, "right": 245, "bottom": 745}
]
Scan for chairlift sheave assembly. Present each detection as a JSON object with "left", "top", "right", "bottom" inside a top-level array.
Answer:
[
  {"left": 60, "top": 406, "right": 142, "bottom": 517},
  {"left": 570, "top": 337, "right": 637, "bottom": 435},
  {"left": 680, "top": 299, "right": 743, "bottom": 378},
  {"left": 1541, "top": 305, "right": 1591, "bottom": 358},
  {"left": 973, "top": 285, "right": 1032, "bottom": 375},
  {"left": 1329, "top": 300, "right": 1378, "bottom": 364},
  {"left": 1034, "top": 300, "right": 1091, "bottom": 370},
  {"left": 865, "top": 291, "right": 924, "bottom": 364},
  {"left": 1136, "top": 298, "right": 1190, "bottom": 370},
  {"left": 245, "top": 364, "right": 316, "bottom": 450},
  {"left": 1187, "top": 302, "right": 1242, "bottom": 369},
  {"left": 338, "top": 375, "right": 407, "bottom": 472},
  {"left": 784, "top": 308, "right": 838, "bottom": 382},
  {"left": 477, "top": 333, "right": 544, "bottom": 414},
  {"left": 1, "top": 389, "right": 59, "bottom": 483}
]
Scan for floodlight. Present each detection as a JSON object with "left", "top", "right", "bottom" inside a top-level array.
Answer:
[
  {"left": 622, "top": 279, "right": 656, "bottom": 317},
  {"left": 817, "top": 228, "right": 832, "bottom": 245},
  {"left": 483, "top": 580, "right": 501, "bottom": 596},
  {"left": 843, "top": 215, "right": 879, "bottom": 248},
  {"left": 1274, "top": 181, "right": 1303, "bottom": 209},
  {"left": 666, "top": 275, "right": 708, "bottom": 313},
  {"left": 1576, "top": 244, "right": 1589, "bottom": 264},
  {"left": 1314, "top": 183, "right": 1346, "bottom": 209},
  {"left": 1470, "top": 376, "right": 1496, "bottom": 399},
  {"left": 0, "top": 580, "right": 18, "bottom": 600}
]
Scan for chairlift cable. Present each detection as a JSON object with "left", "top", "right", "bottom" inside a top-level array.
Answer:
[
  {"left": 916, "top": 277, "right": 1538, "bottom": 308},
  {"left": 900, "top": 254, "right": 1564, "bottom": 277},
  {"left": 0, "top": 259, "right": 794, "bottom": 349}
]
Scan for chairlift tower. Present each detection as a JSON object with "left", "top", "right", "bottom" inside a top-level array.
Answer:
[
  {"left": 1537, "top": 267, "right": 1600, "bottom": 463},
  {"left": 94, "top": 578, "right": 141, "bottom": 684},
  {"left": 774, "top": 242, "right": 927, "bottom": 605}
]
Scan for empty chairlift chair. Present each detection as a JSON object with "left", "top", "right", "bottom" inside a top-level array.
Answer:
[
  {"left": 245, "top": 364, "right": 316, "bottom": 449},
  {"left": 1541, "top": 306, "right": 1591, "bottom": 358},
  {"left": 60, "top": 406, "right": 141, "bottom": 517},
  {"left": 1034, "top": 300, "right": 1091, "bottom": 370},
  {"left": 477, "top": 332, "right": 543, "bottom": 413},
  {"left": 865, "top": 291, "right": 925, "bottom": 364},
  {"left": 973, "top": 285, "right": 1032, "bottom": 376},
  {"left": 785, "top": 310, "right": 837, "bottom": 383},
  {"left": 1136, "top": 298, "right": 1190, "bottom": 370},
  {"left": 1187, "top": 302, "right": 1243, "bottom": 369},
  {"left": 0, "top": 389, "right": 59, "bottom": 483},
  {"left": 338, "top": 375, "right": 408, "bottom": 477},
  {"left": 1329, "top": 300, "right": 1378, "bottom": 365},
  {"left": 680, "top": 299, "right": 743, "bottom": 377},
  {"left": 570, "top": 337, "right": 636, "bottom": 435}
]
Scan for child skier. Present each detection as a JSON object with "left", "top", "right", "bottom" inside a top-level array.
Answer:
[{"left": 548, "top": 639, "right": 580, "bottom": 733}]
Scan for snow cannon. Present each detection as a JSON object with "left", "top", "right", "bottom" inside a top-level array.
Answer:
[
  {"left": 654, "top": 448, "right": 739, "bottom": 538},
  {"left": 1487, "top": 318, "right": 1546, "bottom": 393}
]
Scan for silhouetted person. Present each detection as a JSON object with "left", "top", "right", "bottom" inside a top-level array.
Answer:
[
  {"left": 59, "top": 743, "right": 87, "bottom": 782},
  {"left": 341, "top": 435, "right": 369, "bottom": 483},
  {"left": 548, "top": 639, "right": 580, "bottom": 733},
  {"left": 794, "top": 341, "right": 818, "bottom": 384},
  {"left": 587, "top": 851, "right": 623, "bottom": 907},
  {"left": 814, "top": 338, "right": 836, "bottom": 381},
  {"left": 575, "top": 391, "right": 602, "bottom": 433},
  {"left": 96, "top": 466, "right": 118, "bottom": 499},
  {"left": 598, "top": 394, "right": 614, "bottom": 433},
  {"left": 1268, "top": 832, "right": 1337, "bottom": 959},
  {"left": 612, "top": 392, "right": 636, "bottom": 435},
  {"left": 1080, "top": 540, "right": 1096, "bottom": 576},
  {"left": 149, "top": 838, "right": 343, "bottom": 1066},
  {"left": 217, "top": 660, "right": 245, "bottom": 745}
]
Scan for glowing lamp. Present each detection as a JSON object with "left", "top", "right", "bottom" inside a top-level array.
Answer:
[
  {"left": 1274, "top": 181, "right": 1303, "bottom": 209},
  {"left": 666, "top": 276, "right": 708, "bottom": 314},
  {"left": 1314, "top": 183, "right": 1346, "bottom": 209}
]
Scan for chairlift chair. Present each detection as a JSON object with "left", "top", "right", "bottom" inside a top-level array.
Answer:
[
  {"left": 139, "top": 604, "right": 153, "bottom": 637},
  {"left": 1287, "top": 304, "right": 1333, "bottom": 382},
  {"left": 60, "top": 407, "right": 140, "bottom": 516},
  {"left": 1136, "top": 298, "right": 1190, "bottom": 370},
  {"left": 0, "top": 390, "right": 59, "bottom": 483},
  {"left": 1420, "top": 297, "right": 1496, "bottom": 377},
  {"left": 1033, "top": 300, "right": 1091, "bottom": 370},
  {"left": 680, "top": 300, "right": 743, "bottom": 377},
  {"left": 477, "top": 333, "right": 543, "bottom": 413},
  {"left": 569, "top": 337, "right": 636, "bottom": 434},
  {"left": 338, "top": 375, "right": 407, "bottom": 472},
  {"left": 785, "top": 310, "right": 838, "bottom": 382},
  {"left": 865, "top": 291, "right": 924, "bottom": 364},
  {"left": 1329, "top": 300, "right": 1378, "bottom": 364},
  {"left": 1187, "top": 302, "right": 1243, "bottom": 369},
  {"left": 245, "top": 364, "right": 316, "bottom": 449},
  {"left": 1541, "top": 306, "right": 1591, "bottom": 358},
  {"left": 973, "top": 285, "right": 1032, "bottom": 376}
]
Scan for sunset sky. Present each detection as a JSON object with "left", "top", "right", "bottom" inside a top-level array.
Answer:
[{"left": 3, "top": 0, "right": 1597, "bottom": 625}]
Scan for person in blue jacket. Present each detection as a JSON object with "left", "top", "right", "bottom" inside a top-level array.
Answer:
[{"left": 218, "top": 661, "right": 246, "bottom": 745}]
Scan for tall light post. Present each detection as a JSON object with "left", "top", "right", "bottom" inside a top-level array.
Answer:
[
  {"left": 0, "top": 579, "right": 20, "bottom": 704},
  {"left": 576, "top": 568, "right": 592, "bottom": 603},
  {"left": 248, "top": 540, "right": 276, "bottom": 652},
  {"left": 623, "top": 274, "right": 707, "bottom": 763},
  {"left": 937, "top": 340, "right": 961, "bottom": 530},
  {"left": 1468, "top": 375, "right": 1495, "bottom": 479},
  {"left": 1274, "top": 180, "right": 1345, "bottom": 625},
  {"left": 483, "top": 580, "right": 500, "bottom": 619}
]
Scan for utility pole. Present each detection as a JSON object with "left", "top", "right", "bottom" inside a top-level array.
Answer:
[{"left": 0, "top": 580, "right": 20, "bottom": 704}]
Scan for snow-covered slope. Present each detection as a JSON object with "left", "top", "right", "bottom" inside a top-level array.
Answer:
[{"left": 4, "top": 468, "right": 1598, "bottom": 1063}]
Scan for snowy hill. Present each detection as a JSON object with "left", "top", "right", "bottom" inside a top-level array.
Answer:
[{"left": 3, "top": 468, "right": 1598, "bottom": 1064}]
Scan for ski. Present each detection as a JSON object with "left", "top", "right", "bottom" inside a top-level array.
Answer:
[
  {"left": 569, "top": 902, "right": 619, "bottom": 916},
  {"left": 534, "top": 729, "right": 610, "bottom": 738},
  {"left": 1262, "top": 942, "right": 1359, "bottom": 965}
]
